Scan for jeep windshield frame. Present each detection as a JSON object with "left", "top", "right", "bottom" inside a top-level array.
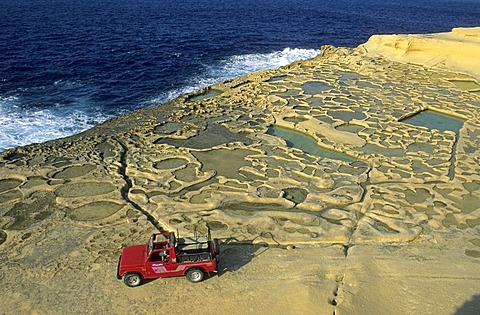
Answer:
[{"left": 147, "top": 234, "right": 155, "bottom": 257}]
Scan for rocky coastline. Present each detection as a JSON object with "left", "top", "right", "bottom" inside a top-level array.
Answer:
[{"left": 1, "top": 28, "right": 479, "bottom": 314}]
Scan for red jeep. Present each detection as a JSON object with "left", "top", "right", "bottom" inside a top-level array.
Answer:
[{"left": 117, "top": 229, "right": 219, "bottom": 287}]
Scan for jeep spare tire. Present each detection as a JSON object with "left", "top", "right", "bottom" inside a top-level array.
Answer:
[{"left": 214, "top": 238, "right": 220, "bottom": 255}]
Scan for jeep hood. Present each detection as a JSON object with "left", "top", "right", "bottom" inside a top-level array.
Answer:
[{"left": 119, "top": 244, "right": 146, "bottom": 268}]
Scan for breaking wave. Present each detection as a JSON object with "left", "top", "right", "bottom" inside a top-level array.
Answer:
[
  {"left": 146, "top": 47, "right": 320, "bottom": 105},
  {"left": 0, "top": 47, "right": 319, "bottom": 151}
]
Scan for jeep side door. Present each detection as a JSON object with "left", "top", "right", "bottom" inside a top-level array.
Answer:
[{"left": 146, "top": 248, "right": 175, "bottom": 278}]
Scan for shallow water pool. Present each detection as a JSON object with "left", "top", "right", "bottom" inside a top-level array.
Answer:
[
  {"left": 267, "top": 125, "right": 355, "bottom": 162},
  {"left": 301, "top": 81, "right": 333, "bottom": 95},
  {"left": 187, "top": 89, "right": 222, "bottom": 102},
  {"left": 401, "top": 110, "right": 464, "bottom": 133}
]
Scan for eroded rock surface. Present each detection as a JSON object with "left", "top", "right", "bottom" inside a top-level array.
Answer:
[{"left": 1, "top": 28, "right": 480, "bottom": 314}]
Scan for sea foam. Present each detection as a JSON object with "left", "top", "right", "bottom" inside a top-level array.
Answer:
[
  {"left": 145, "top": 47, "right": 320, "bottom": 105},
  {"left": 0, "top": 48, "right": 319, "bottom": 151},
  {"left": 0, "top": 96, "right": 108, "bottom": 151}
]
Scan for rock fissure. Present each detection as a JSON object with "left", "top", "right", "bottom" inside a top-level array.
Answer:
[
  {"left": 117, "top": 141, "right": 163, "bottom": 231},
  {"left": 1, "top": 26, "right": 480, "bottom": 314},
  {"left": 447, "top": 134, "right": 459, "bottom": 180}
]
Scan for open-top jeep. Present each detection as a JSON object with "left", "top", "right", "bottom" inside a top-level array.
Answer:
[{"left": 117, "top": 228, "right": 219, "bottom": 287}]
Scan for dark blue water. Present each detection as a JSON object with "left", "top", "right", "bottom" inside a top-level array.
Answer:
[{"left": 1, "top": 0, "right": 479, "bottom": 150}]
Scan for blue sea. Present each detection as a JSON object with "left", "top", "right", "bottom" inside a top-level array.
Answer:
[{"left": 1, "top": 0, "right": 479, "bottom": 151}]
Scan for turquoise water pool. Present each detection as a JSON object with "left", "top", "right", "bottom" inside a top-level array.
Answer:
[
  {"left": 401, "top": 110, "right": 464, "bottom": 133},
  {"left": 187, "top": 89, "right": 222, "bottom": 102},
  {"left": 267, "top": 125, "right": 355, "bottom": 162}
]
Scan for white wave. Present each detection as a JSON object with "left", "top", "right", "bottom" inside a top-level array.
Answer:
[
  {"left": 1, "top": 47, "right": 319, "bottom": 151},
  {"left": 53, "top": 79, "right": 83, "bottom": 87},
  {"left": 145, "top": 47, "right": 320, "bottom": 105},
  {"left": 0, "top": 98, "right": 108, "bottom": 151}
]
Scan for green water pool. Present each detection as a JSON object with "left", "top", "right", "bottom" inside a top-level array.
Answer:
[
  {"left": 401, "top": 110, "right": 464, "bottom": 133},
  {"left": 187, "top": 89, "right": 222, "bottom": 102},
  {"left": 267, "top": 125, "right": 355, "bottom": 162}
]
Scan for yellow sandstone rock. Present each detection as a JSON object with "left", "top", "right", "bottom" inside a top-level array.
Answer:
[{"left": 1, "top": 27, "right": 480, "bottom": 315}]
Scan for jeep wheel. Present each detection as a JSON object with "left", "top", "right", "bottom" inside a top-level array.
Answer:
[
  {"left": 186, "top": 268, "right": 204, "bottom": 283},
  {"left": 123, "top": 273, "right": 142, "bottom": 287}
]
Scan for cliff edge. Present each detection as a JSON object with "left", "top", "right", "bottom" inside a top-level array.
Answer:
[{"left": 361, "top": 27, "right": 480, "bottom": 81}]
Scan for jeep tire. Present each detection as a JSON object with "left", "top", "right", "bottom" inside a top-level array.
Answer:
[
  {"left": 123, "top": 273, "right": 142, "bottom": 287},
  {"left": 186, "top": 268, "right": 204, "bottom": 283}
]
